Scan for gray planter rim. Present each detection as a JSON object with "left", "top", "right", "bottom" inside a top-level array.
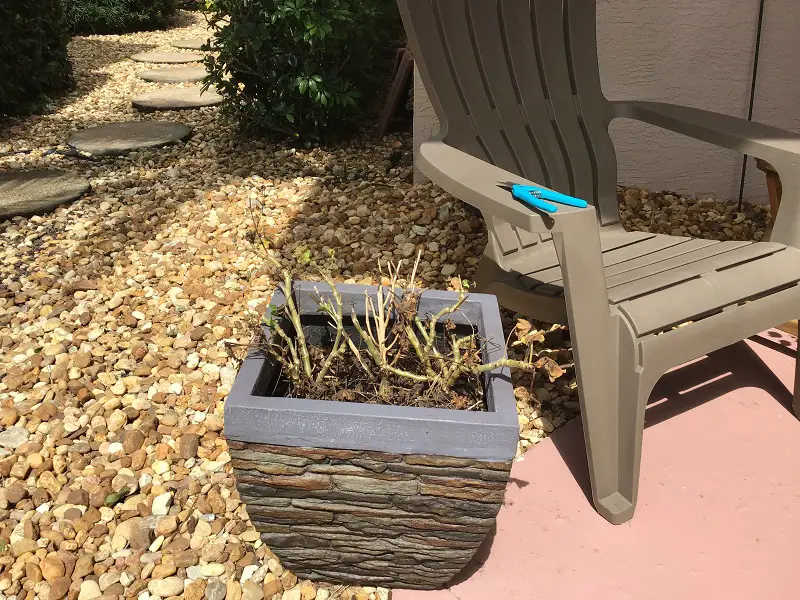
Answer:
[{"left": 224, "top": 282, "right": 518, "bottom": 461}]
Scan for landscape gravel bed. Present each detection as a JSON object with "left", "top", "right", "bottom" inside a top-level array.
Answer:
[{"left": 0, "top": 9, "right": 771, "bottom": 600}]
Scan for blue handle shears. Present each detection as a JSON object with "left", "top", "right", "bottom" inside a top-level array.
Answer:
[{"left": 499, "top": 181, "right": 588, "bottom": 213}]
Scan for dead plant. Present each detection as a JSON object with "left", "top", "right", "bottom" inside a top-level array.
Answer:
[{"left": 258, "top": 250, "right": 543, "bottom": 410}]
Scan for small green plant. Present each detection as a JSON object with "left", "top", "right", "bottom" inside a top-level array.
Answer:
[
  {"left": 63, "top": 0, "right": 178, "bottom": 34},
  {"left": 204, "top": 0, "right": 401, "bottom": 144}
]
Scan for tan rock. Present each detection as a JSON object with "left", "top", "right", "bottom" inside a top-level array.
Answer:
[
  {"left": 121, "top": 427, "right": 146, "bottom": 452},
  {"left": 226, "top": 580, "right": 243, "bottom": 600},
  {"left": 0, "top": 406, "right": 18, "bottom": 427},
  {"left": 78, "top": 580, "right": 102, "bottom": 600},
  {"left": 178, "top": 433, "right": 200, "bottom": 459},
  {"left": 243, "top": 581, "right": 265, "bottom": 600},
  {"left": 262, "top": 574, "right": 282, "bottom": 598},
  {"left": 281, "top": 588, "right": 302, "bottom": 600},
  {"left": 299, "top": 581, "right": 316, "bottom": 600},
  {"left": 25, "top": 562, "right": 43, "bottom": 583},
  {"left": 184, "top": 579, "right": 206, "bottom": 600},
  {"left": 41, "top": 556, "right": 66, "bottom": 581},
  {"left": 38, "top": 471, "right": 62, "bottom": 496},
  {"left": 73, "top": 554, "right": 94, "bottom": 579},
  {"left": 11, "top": 539, "right": 37, "bottom": 557},
  {"left": 155, "top": 515, "right": 178, "bottom": 537},
  {"left": 280, "top": 571, "right": 297, "bottom": 591},
  {"left": 49, "top": 577, "right": 70, "bottom": 600},
  {"left": 151, "top": 563, "right": 177, "bottom": 578}
]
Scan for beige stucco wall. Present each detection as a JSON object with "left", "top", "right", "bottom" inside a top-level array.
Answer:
[{"left": 413, "top": 0, "right": 799, "bottom": 204}]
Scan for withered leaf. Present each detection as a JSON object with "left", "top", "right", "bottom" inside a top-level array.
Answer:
[{"left": 535, "top": 357, "right": 566, "bottom": 382}]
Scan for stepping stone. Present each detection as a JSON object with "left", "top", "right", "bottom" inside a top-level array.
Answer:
[
  {"left": 137, "top": 67, "right": 207, "bottom": 83},
  {"left": 132, "top": 87, "right": 222, "bottom": 112},
  {"left": 130, "top": 51, "right": 204, "bottom": 64},
  {"left": 68, "top": 121, "right": 192, "bottom": 156},
  {"left": 172, "top": 38, "right": 208, "bottom": 51},
  {"left": 0, "top": 170, "right": 90, "bottom": 219}
]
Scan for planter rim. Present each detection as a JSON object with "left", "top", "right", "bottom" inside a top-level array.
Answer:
[{"left": 224, "top": 282, "right": 518, "bottom": 461}]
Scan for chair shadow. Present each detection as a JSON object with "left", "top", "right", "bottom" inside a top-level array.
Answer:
[{"left": 551, "top": 340, "right": 795, "bottom": 506}]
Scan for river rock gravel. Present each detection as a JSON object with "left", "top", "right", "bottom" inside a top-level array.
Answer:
[{"left": 0, "top": 8, "right": 771, "bottom": 600}]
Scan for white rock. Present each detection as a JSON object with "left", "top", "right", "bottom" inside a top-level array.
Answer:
[
  {"left": 240, "top": 565, "right": 258, "bottom": 582},
  {"left": 139, "top": 473, "right": 153, "bottom": 489},
  {"left": 149, "top": 535, "right": 164, "bottom": 552},
  {"left": 186, "top": 565, "right": 202, "bottom": 580},
  {"left": 201, "top": 563, "right": 225, "bottom": 577},
  {"left": 103, "top": 442, "right": 124, "bottom": 455},
  {"left": 99, "top": 571, "right": 121, "bottom": 591},
  {"left": 250, "top": 564, "right": 269, "bottom": 584},
  {"left": 78, "top": 580, "right": 102, "bottom": 600},
  {"left": 8, "top": 522, "right": 24, "bottom": 545},
  {"left": 151, "top": 492, "right": 172, "bottom": 516},
  {"left": 282, "top": 588, "right": 302, "bottom": 600},
  {"left": 147, "top": 577, "right": 184, "bottom": 597},
  {"left": 220, "top": 366, "right": 237, "bottom": 387},
  {"left": 152, "top": 460, "right": 170, "bottom": 475},
  {"left": 0, "top": 427, "right": 28, "bottom": 449},
  {"left": 186, "top": 353, "right": 200, "bottom": 369}
]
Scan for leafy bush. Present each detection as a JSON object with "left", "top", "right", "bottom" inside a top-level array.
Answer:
[
  {"left": 64, "top": 0, "right": 178, "bottom": 34},
  {"left": 205, "top": 0, "right": 401, "bottom": 144},
  {"left": 0, "top": 1, "right": 73, "bottom": 118}
]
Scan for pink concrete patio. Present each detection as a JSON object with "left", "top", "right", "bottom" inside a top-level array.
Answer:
[{"left": 396, "top": 332, "right": 800, "bottom": 600}]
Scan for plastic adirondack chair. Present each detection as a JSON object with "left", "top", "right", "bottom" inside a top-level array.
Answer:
[{"left": 398, "top": 0, "right": 800, "bottom": 524}]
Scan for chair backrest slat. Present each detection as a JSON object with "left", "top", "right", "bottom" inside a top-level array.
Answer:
[
  {"left": 401, "top": 0, "right": 621, "bottom": 239},
  {"left": 493, "top": 0, "right": 571, "bottom": 191},
  {"left": 529, "top": 0, "right": 595, "bottom": 202},
  {"left": 564, "top": 0, "right": 621, "bottom": 224},
  {"left": 433, "top": 1, "right": 522, "bottom": 173},
  {"left": 465, "top": 0, "right": 550, "bottom": 185}
]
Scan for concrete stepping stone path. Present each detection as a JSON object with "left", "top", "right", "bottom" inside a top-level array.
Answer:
[
  {"left": 0, "top": 170, "right": 90, "bottom": 219},
  {"left": 172, "top": 38, "right": 209, "bottom": 50},
  {"left": 137, "top": 67, "right": 207, "bottom": 83},
  {"left": 130, "top": 51, "right": 204, "bottom": 64},
  {"left": 68, "top": 121, "right": 192, "bottom": 156},
  {"left": 132, "top": 87, "right": 222, "bottom": 111}
]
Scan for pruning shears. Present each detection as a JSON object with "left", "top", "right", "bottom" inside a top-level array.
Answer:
[{"left": 499, "top": 181, "right": 588, "bottom": 214}]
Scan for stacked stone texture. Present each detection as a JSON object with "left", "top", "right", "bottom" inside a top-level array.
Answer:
[{"left": 228, "top": 440, "right": 511, "bottom": 589}]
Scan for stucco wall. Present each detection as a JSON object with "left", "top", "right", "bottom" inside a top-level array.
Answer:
[{"left": 413, "top": 0, "right": 798, "bottom": 204}]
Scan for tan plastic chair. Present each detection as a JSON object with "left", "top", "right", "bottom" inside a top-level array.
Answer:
[{"left": 398, "top": 0, "right": 800, "bottom": 524}]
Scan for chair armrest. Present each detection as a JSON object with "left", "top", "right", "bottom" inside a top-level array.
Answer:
[
  {"left": 417, "top": 139, "right": 596, "bottom": 234},
  {"left": 612, "top": 100, "right": 800, "bottom": 247},
  {"left": 612, "top": 101, "right": 800, "bottom": 164}
]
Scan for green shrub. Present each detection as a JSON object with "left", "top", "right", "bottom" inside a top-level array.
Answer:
[
  {"left": 205, "top": 0, "right": 401, "bottom": 144},
  {"left": 0, "top": 1, "right": 73, "bottom": 118},
  {"left": 64, "top": 0, "right": 178, "bottom": 34}
]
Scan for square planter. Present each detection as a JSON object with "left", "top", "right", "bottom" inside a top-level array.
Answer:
[{"left": 224, "top": 282, "right": 518, "bottom": 589}]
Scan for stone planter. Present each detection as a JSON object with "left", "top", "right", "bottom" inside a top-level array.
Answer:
[{"left": 224, "top": 283, "right": 517, "bottom": 590}]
